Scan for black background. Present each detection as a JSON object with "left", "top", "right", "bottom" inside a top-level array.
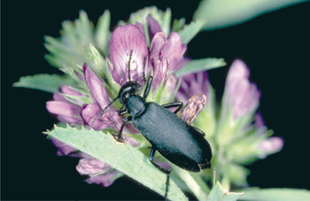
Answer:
[{"left": 2, "top": 1, "right": 309, "bottom": 200}]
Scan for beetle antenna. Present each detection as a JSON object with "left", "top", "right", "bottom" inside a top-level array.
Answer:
[
  {"left": 142, "top": 55, "right": 147, "bottom": 84},
  {"left": 128, "top": 50, "right": 133, "bottom": 82},
  {"left": 90, "top": 96, "right": 119, "bottom": 128}
]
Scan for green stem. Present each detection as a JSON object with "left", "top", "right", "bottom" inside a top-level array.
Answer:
[{"left": 173, "top": 166, "right": 210, "bottom": 201}]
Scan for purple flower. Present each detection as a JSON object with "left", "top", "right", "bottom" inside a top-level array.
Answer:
[
  {"left": 254, "top": 113, "right": 284, "bottom": 156},
  {"left": 178, "top": 94, "right": 207, "bottom": 124},
  {"left": 80, "top": 63, "right": 138, "bottom": 133},
  {"left": 108, "top": 16, "right": 187, "bottom": 91},
  {"left": 146, "top": 14, "right": 162, "bottom": 40},
  {"left": 149, "top": 32, "right": 187, "bottom": 88},
  {"left": 76, "top": 158, "right": 121, "bottom": 187},
  {"left": 85, "top": 169, "right": 120, "bottom": 187},
  {"left": 46, "top": 15, "right": 191, "bottom": 189},
  {"left": 51, "top": 138, "right": 77, "bottom": 156},
  {"left": 109, "top": 24, "right": 148, "bottom": 86},
  {"left": 46, "top": 85, "right": 84, "bottom": 124},
  {"left": 224, "top": 59, "right": 261, "bottom": 118},
  {"left": 46, "top": 64, "right": 139, "bottom": 188},
  {"left": 177, "top": 69, "right": 209, "bottom": 102},
  {"left": 258, "top": 137, "right": 284, "bottom": 159}
]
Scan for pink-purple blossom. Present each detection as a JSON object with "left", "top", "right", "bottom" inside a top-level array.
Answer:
[
  {"left": 224, "top": 59, "right": 261, "bottom": 118},
  {"left": 46, "top": 85, "right": 84, "bottom": 124},
  {"left": 258, "top": 137, "right": 284, "bottom": 158},
  {"left": 46, "top": 14, "right": 206, "bottom": 189},
  {"left": 81, "top": 64, "right": 138, "bottom": 133},
  {"left": 178, "top": 94, "right": 207, "bottom": 124},
  {"left": 109, "top": 15, "right": 186, "bottom": 91},
  {"left": 177, "top": 70, "right": 209, "bottom": 102},
  {"left": 109, "top": 24, "right": 148, "bottom": 86}
]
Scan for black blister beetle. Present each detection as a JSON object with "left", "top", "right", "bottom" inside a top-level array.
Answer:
[
  {"left": 118, "top": 76, "right": 212, "bottom": 171},
  {"left": 91, "top": 57, "right": 212, "bottom": 198}
]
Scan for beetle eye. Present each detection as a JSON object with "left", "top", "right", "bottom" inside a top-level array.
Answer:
[{"left": 122, "top": 93, "right": 129, "bottom": 102}]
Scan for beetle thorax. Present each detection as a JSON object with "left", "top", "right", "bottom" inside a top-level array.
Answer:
[{"left": 125, "top": 95, "right": 147, "bottom": 117}]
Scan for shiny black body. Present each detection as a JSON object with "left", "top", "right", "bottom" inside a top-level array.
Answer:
[{"left": 116, "top": 77, "right": 212, "bottom": 172}]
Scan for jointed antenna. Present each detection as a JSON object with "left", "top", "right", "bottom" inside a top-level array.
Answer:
[
  {"left": 128, "top": 50, "right": 133, "bottom": 82},
  {"left": 90, "top": 96, "right": 119, "bottom": 128}
]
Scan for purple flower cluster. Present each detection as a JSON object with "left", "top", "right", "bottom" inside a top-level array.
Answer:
[
  {"left": 46, "top": 12, "right": 283, "bottom": 188},
  {"left": 46, "top": 15, "right": 188, "bottom": 187},
  {"left": 109, "top": 15, "right": 186, "bottom": 90},
  {"left": 224, "top": 59, "right": 261, "bottom": 118}
]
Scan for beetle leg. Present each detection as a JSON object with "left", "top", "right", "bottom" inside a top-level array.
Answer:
[
  {"left": 149, "top": 147, "right": 170, "bottom": 199},
  {"left": 143, "top": 76, "right": 153, "bottom": 99},
  {"left": 161, "top": 101, "right": 183, "bottom": 114},
  {"left": 118, "top": 105, "right": 128, "bottom": 116},
  {"left": 149, "top": 147, "right": 171, "bottom": 174},
  {"left": 116, "top": 116, "right": 132, "bottom": 142},
  {"left": 193, "top": 126, "right": 206, "bottom": 136}
]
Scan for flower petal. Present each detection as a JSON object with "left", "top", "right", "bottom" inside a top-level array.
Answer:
[
  {"left": 161, "top": 32, "right": 187, "bottom": 71},
  {"left": 53, "top": 92, "right": 67, "bottom": 102},
  {"left": 83, "top": 63, "right": 111, "bottom": 109},
  {"left": 110, "top": 24, "right": 148, "bottom": 85},
  {"left": 80, "top": 103, "right": 111, "bottom": 130},
  {"left": 51, "top": 138, "right": 77, "bottom": 156},
  {"left": 224, "top": 59, "right": 261, "bottom": 118},
  {"left": 258, "top": 137, "right": 284, "bottom": 158},
  {"left": 59, "top": 85, "right": 83, "bottom": 96},
  {"left": 149, "top": 32, "right": 169, "bottom": 88},
  {"left": 85, "top": 169, "right": 121, "bottom": 187},
  {"left": 46, "top": 101, "right": 83, "bottom": 124},
  {"left": 177, "top": 71, "right": 209, "bottom": 102},
  {"left": 233, "top": 80, "right": 261, "bottom": 118},
  {"left": 179, "top": 94, "right": 207, "bottom": 124},
  {"left": 134, "top": 22, "right": 145, "bottom": 36},
  {"left": 150, "top": 32, "right": 166, "bottom": 60},
  {"left": 76, "top": 158, "right": 110, "bottom": 175},
  {"left": 147, "top": 15, "right": 162, "bottom": 40},
  {"left": 226, "top": 59, "right": 250, "bottom": 88},
  {"left": 255, "top": 112, "right": 265, "bottom": 128}
]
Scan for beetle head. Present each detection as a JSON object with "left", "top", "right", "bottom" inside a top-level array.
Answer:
[{"left": 118, "top": 81, "right": 141, "bottom": 104}]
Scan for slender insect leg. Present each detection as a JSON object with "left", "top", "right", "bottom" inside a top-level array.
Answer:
[
  {"left": 193, "top": 126, "right": 206, "bottom": 136},
  {"left": 143, "top": 76, "right": 153, "bottom": 99},
  {"left": 161, "top": 101, "right": 183, "bottom": 114},
  {"left": 117, "top": 116, "right": 132, "bottom": 142},
  {"left": 90, "top": 97, "right": 119, "bottom": 128},
  {"left": 118, "top": 105, "right": 128, "bottom": 116},
  {"left": 149, "top": 147, "right": 170, "bottom": 199}
]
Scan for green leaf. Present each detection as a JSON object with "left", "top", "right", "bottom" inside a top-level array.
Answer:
[
  {"left": 45, "top": 125, "right": 187, "bottom": 201},
  {"left": 178, "top": 20, "right": 205, "bottom": 44},
  {"left": 241, "top": 188, "right": 310, "bottom": 201},
  {"left": 95, "top": 10, "right": 111, "bottom": 54},
  {"left": 207, "top": 181, "right": 244, "bottom": 201},
  {"left": 13, "top": 74, "right": 75, "bottom": 93},
  {"left": 44, "top": 10, "right": 110, "bottom": 71},
  {"left": 175, "top": 58, "right": 226, "bottom": 77},
  {"left": 194, "top": 0, "right": 307, "bottom": 31},
  {"left": 75, "top": 11, "right": 95, "bottom": 46},
  {"left": 171, "top": 18, "right": 186, "bottom": 32}
]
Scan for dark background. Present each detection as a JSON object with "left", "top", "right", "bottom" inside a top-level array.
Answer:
[{"left": 2, "top": 0, "right": 309, "bottom": 200}]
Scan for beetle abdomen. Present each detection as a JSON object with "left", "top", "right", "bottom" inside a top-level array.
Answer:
[{"left": 132, "top": 102, "right": 212, "bottom": 171}]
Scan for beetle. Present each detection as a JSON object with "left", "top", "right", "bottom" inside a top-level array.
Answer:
[
  {"left": 92, "top": 74, "right": 212, "bottom": 172},
  {"left": 91, "top": 54, "right": 212, "bottom": 198}
]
